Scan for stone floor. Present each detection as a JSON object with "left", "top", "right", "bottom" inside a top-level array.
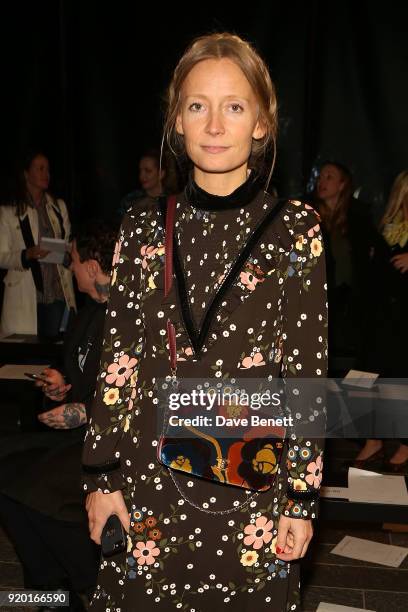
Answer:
[
  {"left": 0, "top": 438, "right": 407, "bottom": 611},
  {"left": 302, "top": 520, "right": 408, "bottom": 611},
  {"left": 1, "top": 520, "right": 407, "bottom": 611}
]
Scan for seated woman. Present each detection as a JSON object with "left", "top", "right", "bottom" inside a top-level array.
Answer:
[{"left": 0, "top": 220, "right": 116, "bottom": 611}]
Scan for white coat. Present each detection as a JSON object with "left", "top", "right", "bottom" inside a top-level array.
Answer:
[{"left": 0, "top": 194, "right": 76, "bottom": 335}]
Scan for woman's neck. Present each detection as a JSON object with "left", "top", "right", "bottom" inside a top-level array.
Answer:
[
  {"left": 27, "top": 185, "right": 44, "bottom": 207},
  {"left": 323, "top": 194, "right": 340, "bottom": 210},
  {"left": 146, "top": 184, "right": 162, "bottom": 198},
  {"left": 194, "top": 165, "right": 248, "bottom": 196}
]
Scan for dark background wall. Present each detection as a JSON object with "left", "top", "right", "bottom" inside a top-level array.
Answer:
[{"left": 1, "top": 0, "right": 407, "bottom": 222}]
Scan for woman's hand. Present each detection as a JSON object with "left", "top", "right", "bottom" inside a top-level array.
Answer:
[
  {"left": 86, "top": 490, "right": 130, "bottom": 545},
  {"left": 276, "top": 516, "right": 313, "bottom": 561},
  {"left": 35, "top": 368, "right": 72, "bottom": 401},
  {"left": 26, "top": 245, "right": 49, "bottom": 260},
  {"left": 38, "top": 403, "right": 86, "bottom": 429},
  {"left": 391, "top": 252, "right": 408, "bottom": 273}
]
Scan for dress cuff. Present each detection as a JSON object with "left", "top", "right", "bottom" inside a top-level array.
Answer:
[
  {"left": 282, "top": 494, "right": 319, "bottom": 519},
  {"left": 82, "top": 461, "right": 125, "bottom": 494}
]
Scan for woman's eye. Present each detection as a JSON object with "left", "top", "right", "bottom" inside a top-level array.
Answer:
[
  {"left": 189, "top": 102, "right": 203, "bottom": 112},
  {"left": 230, "top": 103, "right": 244, "bottom": 112}
]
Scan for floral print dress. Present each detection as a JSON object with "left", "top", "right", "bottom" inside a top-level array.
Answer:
[{"left": 82, "top": 176, "right": 328, "bottom": 611}]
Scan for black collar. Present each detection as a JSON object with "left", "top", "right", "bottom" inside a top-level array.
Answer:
[
  {"left": 184, "top": 172, "right": 263, "bottom": 211},
  {"left": 160, "top": 194, "right": 286, "bottom": 356}
]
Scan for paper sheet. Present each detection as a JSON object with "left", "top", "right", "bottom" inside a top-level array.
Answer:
[
  {"left": 331, "top": 535, "right": 408, "bottom": 567},
  {"left": 0, "top": 364, "right": 49, "bottom": 380},
  {"left": 39, "top": 237, "right": 68, "bottom": 264},
  {"left": 342, "top": 369, "right": 379, "bottom": 389},
  {"left": 317, "top": 603, "right": 375, "bottom": 612},
  {"left": 348, "top": 467, "right": 408, "bottom": 505},
  {"left": 320, "top": 486, "right": 349, "bottom": 499}
]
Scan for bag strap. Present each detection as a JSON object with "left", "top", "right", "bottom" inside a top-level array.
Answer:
[
  {"left": 163, "top": 194, "right": 287, "bottom": 376},
  {"left": 163, "top": 195, "right": 177, "bottom": 375},
  {"left": 164, "top": 195, "right": 177, "bottom": 298}
]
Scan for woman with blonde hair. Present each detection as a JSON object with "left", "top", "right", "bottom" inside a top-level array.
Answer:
[
  {"left": 82, "top": 32, "right": 327, "bottom": 610},
  {"left": 381, "top": 170, "right": 408, "bottom": 271}
]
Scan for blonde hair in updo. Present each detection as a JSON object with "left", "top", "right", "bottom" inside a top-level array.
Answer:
[{"left": 162, "top": 32, "right": 278, "bottom": 186}]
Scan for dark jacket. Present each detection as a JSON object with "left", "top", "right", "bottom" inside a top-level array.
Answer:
[{"left": 0, "top": 299, "right": 106, "bottom": 521}]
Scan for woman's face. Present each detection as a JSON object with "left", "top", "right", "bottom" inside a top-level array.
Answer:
[
  {"left": 139, "top": 156, "right": 162, "bottom": 194},
  {"left": 317, "top": 164, "right": 344, "bottom": 202},
  {"left": 176, "top": 58, "right": 265, "bottom": 177},
  {"left": 24, "top": 155, "right": 50, "bottom": 192}
]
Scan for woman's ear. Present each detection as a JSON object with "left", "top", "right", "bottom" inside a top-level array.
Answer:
[
  {"left": 175, "top": 112, "right": 184, "bottom": 136},
  {"left": 86, "top": 260, "right": 99, "bottom": 279},
  {"left": 252, "top": 117, "right": 267, "bottom": 141}
]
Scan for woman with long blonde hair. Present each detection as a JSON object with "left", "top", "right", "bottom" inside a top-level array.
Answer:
[
  {"left": 381, "top": 170, "right": 408, "bottom": 271},
  {"left": 82, "top": 32, "right": 327, "bottom": 610}
]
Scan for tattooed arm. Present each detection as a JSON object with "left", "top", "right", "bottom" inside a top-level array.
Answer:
[{"left": 38, "top": 403, "right": 87, "bottom": 429}]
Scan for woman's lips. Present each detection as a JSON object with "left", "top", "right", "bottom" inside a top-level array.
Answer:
[{"left": 201, "top": 146, "right": 230, "bottom": 154}]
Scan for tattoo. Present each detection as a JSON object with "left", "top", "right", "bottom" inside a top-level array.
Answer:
[
  {"left": 40, "top": 415, "right": 61, "bottom": 428},
  {"left": 95, "top": 281, "right": 110, "bottom": 302},
  {"left": 62, "top": 403, "right": 87, "bottom": 428}
]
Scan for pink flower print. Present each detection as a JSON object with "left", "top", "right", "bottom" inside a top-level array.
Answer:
[
  {"left": 305, "top": 455, "right": 323, "bottom": 488},
  {"left": 140, "top": 245, "right": 157, "bottom": 257},
  {"left": 241, "top": 352, "right": 266, "bottom": 369},
  {"left": 140, "top": 245, "right": 159, "bottom": 269},
  {"left": 177, "top": 346, "right": 194, "bottom": 361},
  {"left": 127, "top": 388, "right": 137, "bottom": 411},
  {"left": 106, "top": 354, "right": 138, "bottom": 387},
  {"left": 133, "top": 540, "right": 160, "bottom": 565},
  {"left": 240, "top": 271, "right": 260, "bottom": 291},
  {"left": 307, "top": 224, "right": 320, "bottom": 238},
  {"left": 243, "top": 515, "right": 273, "bottom": 550},
  {"left": 112, "top": 240, "right": 122, "bottom": 267},
  {"left": 239, "top": 263, "right": 265, "bottom": 291}
]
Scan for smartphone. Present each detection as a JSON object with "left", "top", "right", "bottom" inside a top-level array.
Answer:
[
  {"left": 101, "top": 515, "right": 126, "bottom": 557},
  {"left": 24, "top": 372, "right": 49, "bottom": 383}
]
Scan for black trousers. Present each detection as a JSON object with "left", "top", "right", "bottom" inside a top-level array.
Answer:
[{"left": 0, "top": 493, "right": 99, "bottom": 592}]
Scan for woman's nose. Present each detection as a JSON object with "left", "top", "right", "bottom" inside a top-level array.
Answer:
[{"left": 205, "top": 110, "right": 225, "bottom": 136}]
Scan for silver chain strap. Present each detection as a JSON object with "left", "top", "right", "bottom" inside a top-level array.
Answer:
[
  {"left": 167, "top": 466, "right": 259, "bottom": 515},
  {"left": 159, "top": 378, "right": 261, "bottom": 515}
]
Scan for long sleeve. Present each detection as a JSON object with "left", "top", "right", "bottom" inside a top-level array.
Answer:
[
  {"left": 0, "top": 207, "right": 25, "bottom": 270},
  {"left": 81, "top": 213, "right": 145, "bottom": 493},
  {"left": 280, "top": 202, "right": 328, "bottom": 519}
]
